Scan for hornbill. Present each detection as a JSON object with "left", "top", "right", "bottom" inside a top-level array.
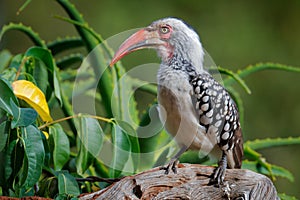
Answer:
[{"left": 110, "top": 17, "right": 243, "bottom": 185}]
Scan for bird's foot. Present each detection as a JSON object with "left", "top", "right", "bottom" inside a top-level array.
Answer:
[
  {"left": 160, "top": 158, "right": 179, "bottom": 174},
  {"left": 210, "top": 152, "right": 227, "bottom": 186},
  {"left": 211, "top": 165, "right": 226, "bottom": 186}
]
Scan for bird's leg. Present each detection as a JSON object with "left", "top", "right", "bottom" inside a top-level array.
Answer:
[
  {"left": 212, "top": 151, "right": 227, "bottom": 185},
  {"left": 160, "top": 145, "right": 188, "bottom": 174}
]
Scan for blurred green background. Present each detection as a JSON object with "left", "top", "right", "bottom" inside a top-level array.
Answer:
[{"left": 1, "top": 0, "right": 299, "bottom": 198}]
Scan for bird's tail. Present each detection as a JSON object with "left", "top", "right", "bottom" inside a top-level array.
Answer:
[{"left": 226, "top": 127, "right": 243, "bottom": 169}]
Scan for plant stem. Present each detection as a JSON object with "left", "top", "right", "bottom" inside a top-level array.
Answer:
[{"left": 38, "top": 113, "right": 113, "bottom": 129}]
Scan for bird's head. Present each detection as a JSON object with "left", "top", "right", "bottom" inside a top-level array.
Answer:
[{"left": 110, "top": 18, "right": 204, "bottom": 69}]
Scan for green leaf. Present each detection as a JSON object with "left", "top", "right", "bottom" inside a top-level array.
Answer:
[
  {"left": 116, "top": 120, "right": 140, "bottom": 153},
  {"left": 75, "top": 143, "right": 94, "bottom": 175},
  {"left": 20, "top": 125, "right": 45, "bottom": 189},
  {"left": 0, "top": 50, "right": 12, "bottom": 72},
  {"left": 57, "top": 171, "right": 80, "bottom": 197},
  {"left": 76, "top": 116, "right": 103, "bottom": 158},
  {"left": 137, "top": 104, "right": 171, "bottom": 170},
  {"left": 25, "top": 56, "right": 49, "bottom": 95},
  {"left": 242, "top": 160, "right": 294, "bottom": 182},
  {"left": 0, "top": 139, "right": 22, "bottom": 188},
  {"left": 116, "top": 120, "right": 140, "bottom": 172},
  {"left": 278, "top": 193, "right": 298, "bottom": 200},
  {"left": 179, "top": 150, "right": 209, "bottom": 164},
  {"left": 10, "top": 99, "right": 37, "bottom": 128},
  {"left": 53, "top": 69, "right": 62, "bottom": 105},
  {"left": 245, "top": 137, "right": 300, "bottom": 150},
  {"left": 111, "top": 67, "right": 140, "bottom": 126},
  {"left": 0, "top": 68, "right": 17, "bottom": 82},
  {"left": 25, "top": 47, "right": 62, "bottom": 104},
  {"left": 93, "top": 159, "right": 109, "bottom": 179},
  {"left": 0, "top": 121, "right": 9, "bottom": 151},
  {"left": 109, "top": 123, "right": 131, "bottom": 178},
  {"left": 0, "top": 77, "right": 19, "bottom": 115},
  {"left": 49, "top": 124, "right": 70, "bottom": 171},
  {"left": 1, "top": 141, "right": 14, "bottom": 184},
  {"left": 8, "top": 54, "right": 23, "bottom": 71},
  {"left": 75, "top": 116, "right": 103, "bottom": 174},
  {"left": 131, "top": 78, "right": 157, "bottom": 95},
  {"left": 41, "top": 132, "right": 51, "bottom": 168}
]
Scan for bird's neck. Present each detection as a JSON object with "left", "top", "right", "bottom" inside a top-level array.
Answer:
[
  {"left": 159, "top": 53, "right": 200, "bottom": 80},
  {"left": 162, "top": 42, "right": 204, "bottom": 74},
  {"left": 159, "top": 39, "right": 205, "bottom": 81}
]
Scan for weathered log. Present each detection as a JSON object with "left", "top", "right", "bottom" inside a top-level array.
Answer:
[{"left": 79, "top": 163, "right": 279, "bottom": 200}]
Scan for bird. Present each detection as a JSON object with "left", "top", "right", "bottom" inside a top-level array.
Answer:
[{"left": 110, "top": 17, "right": 243, "bottom": 185}]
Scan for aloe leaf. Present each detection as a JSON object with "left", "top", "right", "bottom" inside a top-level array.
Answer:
[
  {"left": 16, "top": 0, "right": 32, "bottom": 15},
  {"left": 0, "top": 23, "right": 46, "bottom": 48},
  {"left": 56, "top": 1, "right": 141, "bottom": 131},
  {"left": 47, "top": 37, "right": 84, "bottom": 55},
  {"left": 55, "top": 0, "right": 100, "bottom": 51},
  {"left": 278, "top": 193, "right": 298, "bottom": 200},
  {"left": 226, "top": 86, "right": 244, "bottom": 126},
  {"left": 242, "top": 160, "right": 294, "bottom": 182},
  {"left": 55, "top": 1, "right": 115, "bottom": 115},
  {"left": 56, "top": 0, "right": 120, "bottom": 119},
  {"left": 54, "top": 15, "right": 102, "bottom": 44},
  {"left": 224, "top": 62, "right": 300, "bottom": 86},
  {"left": 244, "top": 143, "right": 278, "bottom": 180},
  {"left": 56, "top": 53, "right": 83, "bottom": 69},
  {"left": 245, "top": 137, "right": 300, "bottom": 150},
  {"left": 218, "top": 66, "right": 251, "bottom": 94}
]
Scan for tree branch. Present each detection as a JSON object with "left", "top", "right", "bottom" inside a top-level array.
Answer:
[{"left": 79, "top": 164, "right": 279, "bottom": 200}]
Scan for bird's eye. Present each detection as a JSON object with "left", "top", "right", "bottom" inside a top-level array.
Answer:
[{"left": 160, "top": 26, "right": 170, "bottom": 34}]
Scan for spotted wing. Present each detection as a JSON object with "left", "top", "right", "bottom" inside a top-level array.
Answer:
[{"left": 190, "top": 73, "right": 243, "bottom": 168}]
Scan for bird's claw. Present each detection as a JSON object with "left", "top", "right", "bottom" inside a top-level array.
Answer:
[
  {"left": 210, "top": 165, "right": 226, "bottom": 186},
  {"left": 210, "top": 152, "right": 228, "bottom": 186},
  {"left": 160, "top": 158, "right": 179, "bottom": 174}
]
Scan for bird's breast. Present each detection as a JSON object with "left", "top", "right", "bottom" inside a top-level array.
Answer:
[{"left": 157, "top": 71, "right": 215, "bottom": 152}]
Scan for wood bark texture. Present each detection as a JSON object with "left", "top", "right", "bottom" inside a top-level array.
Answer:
[{"left": 79, "top": 164, "right": 279, "bottom": 200}]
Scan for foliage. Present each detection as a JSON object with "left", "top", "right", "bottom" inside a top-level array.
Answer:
[{"left": 0, "top": 0, "right": 299, "bottom": 199}]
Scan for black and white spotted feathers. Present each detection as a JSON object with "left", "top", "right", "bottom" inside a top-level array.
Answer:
[{"left": 191, "top": 73, "right": 243, "bottom": 168}]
